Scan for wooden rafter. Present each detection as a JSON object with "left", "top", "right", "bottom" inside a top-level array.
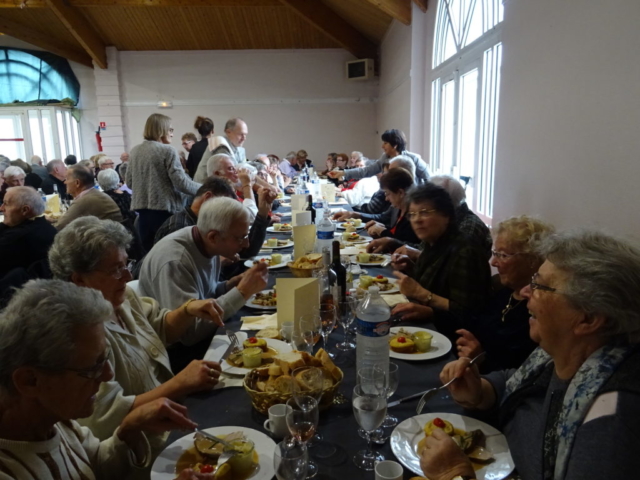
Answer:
[
  {"left": 44, "top": 0, "right": 107, "bottom": 68},
  {"left": 363, "top": 0, "right": 411, "bottom": 25},
  {"left": 0, "top": 15, "right": 93, "bottom": 66},
  {"left": 0, "top": 0, "right": 280, "bottom": 6},
  {"left": 413, "top": 0, "right": 428, "bottom": 13},
  {"left": 279, "top": 0, "right": 377, "bottom": 59}
]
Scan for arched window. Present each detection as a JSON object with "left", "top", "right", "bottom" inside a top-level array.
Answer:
[{"left": 430, "top": 0, "right": 503, "bottom": 220}]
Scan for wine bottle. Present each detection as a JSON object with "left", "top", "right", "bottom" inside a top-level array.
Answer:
[
  {"left": 332, "top": 240, "right": 347, "bottom": 304},
  {"left": 320, "top": 247, "right": 336, "bottom": 305},
  {"left": 306, "top": 194, "right": 316, "bottom": 224}
]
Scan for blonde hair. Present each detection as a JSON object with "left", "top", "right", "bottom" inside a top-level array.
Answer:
[
  {"left": 495, "top": 215, "right": 555, "bottom": 257},
  {"left": 143, "top": 113, "right": 172, "bottom": 141}
]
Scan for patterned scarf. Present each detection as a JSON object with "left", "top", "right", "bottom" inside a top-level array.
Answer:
[{"left": 503, "top": 344, "right": 634, "bottom": 480}]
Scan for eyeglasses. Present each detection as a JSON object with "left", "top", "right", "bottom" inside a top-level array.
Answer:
[
  {"left": 97, "top": 263, "right": 130, "bottom": 280},
  {"left": 229, "top": 233, "right": 250, "bottom": 244},
  {"left": 530, "top": 272, "right": 557, "bottom": 293},
  {"left": 491, "top": 250, "right": 525, "bottom": 261},
  {"left": 407, "top": 209, "right": 437, "bottom": 220},
  {"left": 169, "top": 128, "right": 175, "bottom": 133},
  {"left": 43, "top": 346, "right": 112, "bottom": 380}
]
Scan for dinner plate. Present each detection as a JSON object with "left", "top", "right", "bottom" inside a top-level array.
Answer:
[
  {"left": 279, "top": 202, "right": 291, "bottom": 207},
  {"left": 353, "top": 277, "right": 399, "bottom": 294},
  {"left": 355, "top": 254, "right": 390, "bottom": 266},
  {"left": 245, "top": 289, "right": 277, "bottom": 310},
  {"left": 266, "top": 226, "right": 293, "bottom": 234},
  {"left": 206, "top": 332, "right": 293, "bottom": 375},
  {"left": 388, "top": 327, "right": 452, "bottom": 361},
  {"left": 244, "top": 255, "right": 290, "bottom": 270},
  {"left": 337, "top": 223, "right": 364, "bottom": 230},
  {"left": 339, "top": 235, "right": 373, "bottom": 244},
  {"left": 390, "top": 413, "right": 514, "bottom": 480},
  {"left": 151, "top": 426, "right": 277, "bottom": 480},
  {"left": 262, "top": 239, "right": 294, "bottom": 249}
]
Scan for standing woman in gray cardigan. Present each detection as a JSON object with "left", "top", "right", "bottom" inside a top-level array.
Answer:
[{"left": 126, "top": 113, "right": 201, "bottom": 251}]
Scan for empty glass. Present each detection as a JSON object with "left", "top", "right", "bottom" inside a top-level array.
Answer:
[
  {"left": 318, "top": 303, "right": 336, "bottom": 358},
  {"left": 299, "top": 313, "right": 321, "bottom": 353},
  {"left": 336, "top": 297, "right": 356, "bottom": 351},
  {"left": 376, "top": 362, "right": 400, "bottom": 428},
  {"left": 274, "top": 437, "right": 308, "bottom": 480}
]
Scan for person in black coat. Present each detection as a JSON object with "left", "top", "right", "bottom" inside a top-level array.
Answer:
[
  {"left": 40, "top": 159, "right": 71, "bottom": 202},
  {"left": 186, "top": 116, "right": 214, "bottom": 178}
]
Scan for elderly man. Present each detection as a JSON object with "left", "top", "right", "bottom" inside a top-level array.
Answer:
[
  {"left": 98, "top": 156, "right": 115, "bottom": 170},
  {"left": 139, "top": 197, "right": 269, "bottom": 345},
  {"left": 339, "top": 156, "right": 380, "bottom": 207},
  {"left": 54, "top": 164, "right": 123, "bottom": 230},
  {"left": 30, "top": 155, "right": 48, "bottom": 181},
  {"left": 194, "top": 118, "right": 248, "bottom": 182},
  {"left": 0, "top": 186, "right": 56, "bottom": 277},
  {"left": 206, "top": 153, "right": 258, "bottom": 217},
  {"left": 115, "top": 151, "right": 129, "bottom": 177},
  {"left": 0, "top": 166, "right": 25, "bottom": 203},
  {"left": 41, "top": 158, "right": 71, "bottom": 201},
  {"left": 279, "top": 151, "right": 299, "bottom": 179}
]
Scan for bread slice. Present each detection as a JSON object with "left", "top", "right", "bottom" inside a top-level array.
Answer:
[
  {"left": 274, "top": 351, "right": 306, "bottom": 376},
  {"left": 256, "top": 327, "right": 281, "bottom": 340},
  {"left": 272, "top": 375, "right": 293, "bottom": 394},
  {"left": 315, "top": 348, "right": 342, "bottom": 382},
  {"left": 300, "top": 351, "right": 323, "bottom": 368}
]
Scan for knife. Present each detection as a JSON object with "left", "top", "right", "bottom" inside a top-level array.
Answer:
[
  {"left": 387, "top": 390, "right": 433, "bottom": 408},
  {"left": 218, "top": 338, "right": 237, "bottom": 363}
]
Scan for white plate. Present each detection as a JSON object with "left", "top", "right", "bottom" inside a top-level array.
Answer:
[
  {"left": 278, "top": 202, "right": 291, "bottom": 207},
  {"left": 244, "top": 255, "right": 290, "bottom": 270},
  {"left": 245, "top": 289, "right": 277, "bottom": 310},
  {"left": 151, "top": 426, "right": 277, "bottom": 480},
  {"left": 337, "top": 223, "right": 364, "bottom": 230},
  {"left": 262, "top": 239, "right": 294, "bottom": 249},
  {"left": 388, "top": 327, "right": 452, "bottom": 361},
  {"left": 266, "top": 226, "right": 293, "bottom": 234},
  {"left": 355, "top": 254, "right": 390, "bottom": 266},
  {"left": 339, "top": 235, "right": 372, "bottom": 244},
  {"left": 391, "top": 413, "right": 514, "bottom": 480},
  {"left": 207, "top": 333, "right": 293, "bottom": 375},
  {"left": 353, "top": 277, "right": 399, "bottom": 294}
]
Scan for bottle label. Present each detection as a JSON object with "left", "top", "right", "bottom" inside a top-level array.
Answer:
[
  {"left": 356, "top": 317, "right": 391, "bottom": 338},
  {"left": 317, "top": 231, "right": 334, "bottom": 240}
]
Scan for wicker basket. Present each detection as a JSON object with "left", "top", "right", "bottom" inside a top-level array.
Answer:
[
  {"left": 243, "top": 366, "right": 344, "bottom": 415},
  {"left": 287, "top": 262, "right": 322, "bottom": 278}
]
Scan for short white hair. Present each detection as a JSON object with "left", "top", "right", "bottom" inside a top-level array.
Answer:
[
  {"left": 197, "top": 197, "right": 249, "bottom": 234},
  {"left": 207, "top": 153, "right": 233, "bottom": 177},
  {"left": 30, "top": 155, "right": 42, "bottom": 165},
  {"left": 3, "top": 166, "right": 25, "bottom": 179},
  {"left": 97, "top": 156, "right": 113, "bottom": 167},
  {"left": 430, "top": 175, "right": 466, "bottom": 206},
  {"left": 388, "top": 155, "right": 415, "bottom": 178},
  {"left": 97, "top": 168, "right": 120, "bottom": 191},
  {"left": 6, "top": 186, "right": 45, "bottom": 216}
]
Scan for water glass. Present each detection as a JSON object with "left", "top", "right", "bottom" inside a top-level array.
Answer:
[
  {"left": 318, "top": 303, "right": 336, "bottom": 358},
  {"left": 336, "top": 297, "right": 356, "bottom": 351},
  {"left": 286, "top": 397, "right": 319, "bottom": 478},
  {"left": 299, "top": 313, "right": 321, "bottom": 353},
  {"left": 352, "top": 384, "right": 387, "bottom": 470},
  {"left": 376, "top": 362, "right": 399, "bottom": 428},
  {"left": 274, "top": 437, "right": 309, "bottom": 480}
]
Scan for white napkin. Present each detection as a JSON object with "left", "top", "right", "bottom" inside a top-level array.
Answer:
[
  {"left": 213, "top": 372, "right": 245, "bottom": 390},
  {"left": 204, "top": 331, "right": 248, "bottom": 363},
  {"left": 382, "top": 294, "right": 409, "bottom": 307},
  {"left": 240, "top": 313, "right": 278, "bottom": 331}
]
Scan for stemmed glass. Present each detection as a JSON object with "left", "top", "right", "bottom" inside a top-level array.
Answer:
[
  {"left": 356, "top": 366, "right": 386, "bottom": 442},
  {"left": 336, "top": 297, "right": 356, "bottom": 351},
  {"left": 286, "top": 396, "right": 319, "bottom": 478},
  {"left": 292, "top": 367, "right": 325, "bottom": 443},
  {"left": 318, "top": 303, "right": 336, "bottom": 358},
  {"left": 299, "top": 313, "right": 321, "bottom": 353},
  {"left": 352, "top": 384, "right": 387, "bottom": 470},
  {"left": 376, "top": 362, "right": 399, "bottom": 428},
  {"left": 274, "top": 437, "right": 309, "bottom": 480}
]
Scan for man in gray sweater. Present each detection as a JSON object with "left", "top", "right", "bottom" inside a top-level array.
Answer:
[{"left": 139, "top": 197, "right": 268, "bottom": 345}]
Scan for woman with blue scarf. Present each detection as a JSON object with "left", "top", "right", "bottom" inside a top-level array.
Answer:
[{"left": 420, "top": 230, "right": 640, "bottom": 480}]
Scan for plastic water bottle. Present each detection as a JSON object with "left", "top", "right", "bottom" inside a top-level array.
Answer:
[
  {"left": 315, "top": 210, "right": 335, "bottom": 254},
  {"left": 312, "top": 198, "right": 324, "bottom": 225},
  {"left": 356, "top": 286, "right": 391, "bottom": 379}
]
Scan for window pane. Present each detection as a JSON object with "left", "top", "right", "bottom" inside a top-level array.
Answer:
[
  {"left": 56, "top": 109, "right": 67, "bottom": 159},
  {"left": 0, "top": 114, "right": 25, "bottom": 160},
  {"left": 28, "top": 110, "right": 43, "bottom": 160},
  {"left": 41, "top": 109, "right": 55, "bottom": 162},
  {"left": 440, "top": 80, "right": 456, "bottom": 175},
  {"left": 458, "top": 69, "right": 478, "bottom": 178},
  {"left": 465, "top": 0, "right": 483, "bottom": 46},
  {"left": 72, "top": 117, "right": 81, "bottom": 158},
  {"left": 64, "top": 111, "right": 75, "bottom": 157}
]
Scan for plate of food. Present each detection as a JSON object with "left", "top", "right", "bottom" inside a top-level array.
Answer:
[
  {"left": 151, "top": 426, "right": 276, "bottom": 480},
  {"left": 244, "top": 255, "right": 290, "bottom": 270},
  {"left": 354, "top": 275, "right": 399, "bottom": 294},
  {"left": 354, "top": 253, "right": 389, "bottom": 266},
  {"left": 388, "top": 326, "right": 452, "bottom": 360},
  {"left": 266, "top": 223, "right": 293, "bottom": 233},
  {"left": 216, "top": 335, "right": 293, "bottom": 375},
  {"left": 339, "top": 232, "right": 372, "bottom": 244},
  {"left": 262, "top": 238, "right": 294, "bottom": 249},
  {"left": 391, "top": 413, "right": 514, "bottom": 480},
  {"left": 245, "top": 289, "right": 277, "bottom": 310},
  {"left": 337, "top": 220, "right": 364, "bottom": 231}
]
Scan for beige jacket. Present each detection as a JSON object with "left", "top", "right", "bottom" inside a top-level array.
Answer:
[{"left": 56, "top": 188, "right": 123, "bottom": 230}]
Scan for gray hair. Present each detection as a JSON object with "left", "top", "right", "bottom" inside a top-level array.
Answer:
[
  {"left": 49, "top": 217, "right": 132, "bottom": 281},
  {"left": 0, "top": 158, "right": 10, "bottom": 174},
  {"left": 539, "top": 230, "right": 640, "bottom": 344},
  {"left": 285, "top": 151, "right": 297, "bottom": 161},
  {"left": 3, "top": 166, "right": 25, "bottom": 179},
  {"left": 388, "top": 155, "right": 416, "bottom": 178},
  {"left": 430, "top": 175, "right": 466, "bottom": 206},
  {"left": 46, "top": 159, "right": 64, "bottom": 173},
  {"left": 351, "top": 151, "right": 363, "bottom": 160},
  {"left": 197, "top": 197, "right": 249, "bottom": 234},
  {"left": 119, "top": 161, "right": 129, "bottom": 181},
  {"left": 97, "top": 156, "right": 113, "bottom": 167},
  {"left": 253, "top": 153, "right": 269, "bottom": 162},
  {"left": 6, "top": 186, "right": 45, "bottom": 216},
  {"left": 249, "top": 161, "right": 267, "bottom": 174},
  {"left": 97, "top": 168, "right": 120, "bottom": 191},
  {"left": 0, "top": 279, "right": 112, "bottom": 401},
  {"left": 30, "top": 155, "right": 42, "bottom": 165},
  {"left": 207, "top": 153, "right": 233, "bottom": 177},
  {"left": 224, "top": 117, "right": 244, "bottom": 131}
]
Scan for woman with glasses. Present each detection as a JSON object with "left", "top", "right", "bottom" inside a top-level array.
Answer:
[
  {"left": 126, "top": 113, "right": 201, "bottom": 252},
  {"left": 455, "top": 216, "right": 554, "bottom": 372},
  {"left": 391, "top": 183, "right": 491, "bottom": 339},
  {"left": 422, "top": 230, "right": 640, "bottom": 480},
  {"left": 48, "top": 216, "right": 224, "bottom": 465}
]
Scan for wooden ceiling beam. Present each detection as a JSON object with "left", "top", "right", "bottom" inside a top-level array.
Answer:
[
  {"left": 363, "top": 0, "right": 411, "bottom": 26},
  {"left": 279, "top": 0, "right": 377, "bottom": 59},
  {"left": 44, "top": 0, "right": 107, "bottom": 68},
  {"left": 0, "top": 0, "right": 280, "bottom": 7},
  {"left": 413, "top": 0, "right": 428, "bottom": 13},
  {"left": 0, "top": 15, "right": 93, "bottom": 66}
]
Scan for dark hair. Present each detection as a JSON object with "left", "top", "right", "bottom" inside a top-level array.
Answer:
[
  {"left": 68, "top": 164, "right": 95, "bottom": 187},
  {"left": 64, "top": 154, "right": 77, "bottom": 166},
  {"left": 195, "top": 176, "right": 236, "bottom": 199},
  {"left": 407, "top": 182, "right": 456, "bottom": 221},
  {"left": 381, "top": 129, "right": 406, "bottom": 154},
  {"left": 327, "top": 153, "right": 337, "bottom": 162},
  {"left": 379, "top": 168, "right": 414, "bottom": 193},
  {"left": 194, "top": 116, "right": 214, "bottom": 137},
  {"left": 181, "top": 132, "right": 197, "bottom": 143},
  {"left": 336, "top": 153, "right": 349, "bottom": 165}
]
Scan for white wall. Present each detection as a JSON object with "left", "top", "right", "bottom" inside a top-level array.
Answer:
[
  {"left": 118, "top": 49, "right": 380, "bottom": 164},
  {"left": 493, "top": 0, "right": 640, "bottom": 237}
]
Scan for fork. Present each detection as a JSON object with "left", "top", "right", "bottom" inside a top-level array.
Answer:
[
  {"left": 226, "top": 330, "right": 241, "bottom": 353},
  {"left": 416, "top": 351, "right": 486, "bottom": 414}
]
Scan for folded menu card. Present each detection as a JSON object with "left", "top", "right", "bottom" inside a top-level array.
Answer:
[
  {"left": 293, "top": 224, "right": 316, "bottom": 259},
  {"left": 291, "top": 194, "right": 308, "bottom": 211},
  {"left": 276, "top": 278, "right": 319, "bottom": 328},
  {"left": 292, "top": 210, "right": 312, "bottom": 227},
  {"left": 320, "top": 183, "right": 336, "bottom": 202}
]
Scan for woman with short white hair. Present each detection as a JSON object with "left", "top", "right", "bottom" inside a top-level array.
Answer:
[
  {"left": 97, "top": 168, "right": 134, "bottom": 222},
  {"left": 207, "top": 153, "right": 258, "bottom": 218}
]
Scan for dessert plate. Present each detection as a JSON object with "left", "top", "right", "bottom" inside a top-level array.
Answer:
[{"left": 388, "top": 326, "right": 451, "bottom": 361}]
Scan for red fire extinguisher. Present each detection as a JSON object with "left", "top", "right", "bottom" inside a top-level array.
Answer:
[{"left": 95, "top": 127, "right": 103, "bottom": 152}]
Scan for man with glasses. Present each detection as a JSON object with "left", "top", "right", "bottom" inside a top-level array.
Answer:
[{"left": 139, "top": 197, "right": 268, "bottom": 346}]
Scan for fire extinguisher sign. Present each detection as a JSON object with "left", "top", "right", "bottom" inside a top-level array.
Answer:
[{"left": 99, "top": 122, "right": 106, "bottom": 129}]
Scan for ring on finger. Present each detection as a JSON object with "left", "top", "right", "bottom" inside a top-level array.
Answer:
[{"left": 209, "top": 368, "right": 216, "bottom": 376}]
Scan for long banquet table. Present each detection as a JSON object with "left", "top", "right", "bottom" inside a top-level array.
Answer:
[{"left": 167, "top": 199, "right": 463, "bottom": 479}]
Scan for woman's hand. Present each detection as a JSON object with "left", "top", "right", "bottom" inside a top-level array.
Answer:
[
  {"left": 391, "top": 253, "right": 414, "bottom": 272},
  {"left": 393, "top": 271, "right": 430, "bottom": 302},
  {"left": 420, "top": 429, "right": 475, "bottom": 480},
  {"left": 119, "top": 397, "right": 197, "bottom": 441},
  {"left": 172, "top": 359, "right": 221, "bottom": 396},
  {"left": 391, "top": 302, "right": 433, "bottom": 321},
  {"left": 366, "top": 237, "right": 401, "bottom": 253},
  {"left": 366, "top": 222, "right": 386, "bottom": 238},
  {"left": 332, "top": 210, "right": 355, "bottom": 221},
  {"left": 184, "top": 299, "right": 224, "bottom": 328},
  {"left": 327, "top": 170, "right": 344, "bottom": 179},
  {"left": 439, "top": 357, "right": 484, "bottom": 409},
  {"left": 394, "top": 244, "right": 421, "bottom": 262},
  {"left": 238, "top": 170, "right": 252, "bottom": 187},
  {"left": 456, "top": 329, "right": 484, "bottom": 360}
]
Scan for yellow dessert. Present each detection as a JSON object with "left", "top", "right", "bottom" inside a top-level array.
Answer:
[
  {"left": 243, "top": 337, "right": 268, "bottom": 352},
  {"left": 242, "top": 347, "right": 263, "bottom": 368},
  {"left": 266, "top": 238, "right": 278, "bottom": 247},
  {"left": 389, "top": 335, "right": 415, "bottom": 353},
  {"left": 412, "top": 331, "right": 433, "bottom": 352}
]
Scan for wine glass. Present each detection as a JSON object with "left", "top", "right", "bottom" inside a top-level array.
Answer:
[
  {"left": 352, "top": 384, "right": 387, "bottom": 470},
  {"left": 318, "top": 303, "right": 336, "bottom": 358},
  {"left": 376, "top": 362, "right": 399, "bottom": 428},
  {"left": 274, "top": 437, "right": 309, "bottom": 480},
  {"left": 336, "top": 297, "right": 356, "bottom": 351},
  {"left": 292, "top": 367, "right": 325, "bottom": 444},
  {"left": 357, "top": 366, "right": 386, "bottom": 395},
  {"left": 286, "top": 396, "right": 319, "bottom": 478},
  {"left": 299, "top": 313, "right": 321, "bottom": 353}
]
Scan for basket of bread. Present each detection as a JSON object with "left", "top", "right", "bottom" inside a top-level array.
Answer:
[
  {"left": 287, "top": 253, "right": 324, "bottom": 278},
  {"left": 243, "top": 348, "right": 343, "bottom": 415}
]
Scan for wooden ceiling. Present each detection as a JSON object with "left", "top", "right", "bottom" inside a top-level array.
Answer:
[{"left": 0, "top": 0, "right": 427, "bottom": 68}]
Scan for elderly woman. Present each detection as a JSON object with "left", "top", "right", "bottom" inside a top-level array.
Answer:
[
  {"left": 391, "top": 183, "right": 491, "bottom": 339},
  {"left": 0, "top": 279, "right": 199, "bottom": 480},
  {"left": 422, "top": 230, "right": 640, "bottom": 480},
  {"left": 456, "top": 216, "right": 554, "bottom": 372},
  {"left": 48, "top": 216, "right": 224, "bottom": 456},
  {"left": 207, "top": 153, "right": 258, "bottom": 218},
  {"left": 126, "top": 113, "right": 200, "bottom": 251},
  {"left": 97, "top": 168, "right": 135, "bottom": 223},
  {"left": 321, "top": 152, "right": 337, "bottom": 175}
]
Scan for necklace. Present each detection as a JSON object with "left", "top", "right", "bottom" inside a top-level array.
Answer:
[{"left": 501, "top": 294, "right": 524, "bottom": 322}]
